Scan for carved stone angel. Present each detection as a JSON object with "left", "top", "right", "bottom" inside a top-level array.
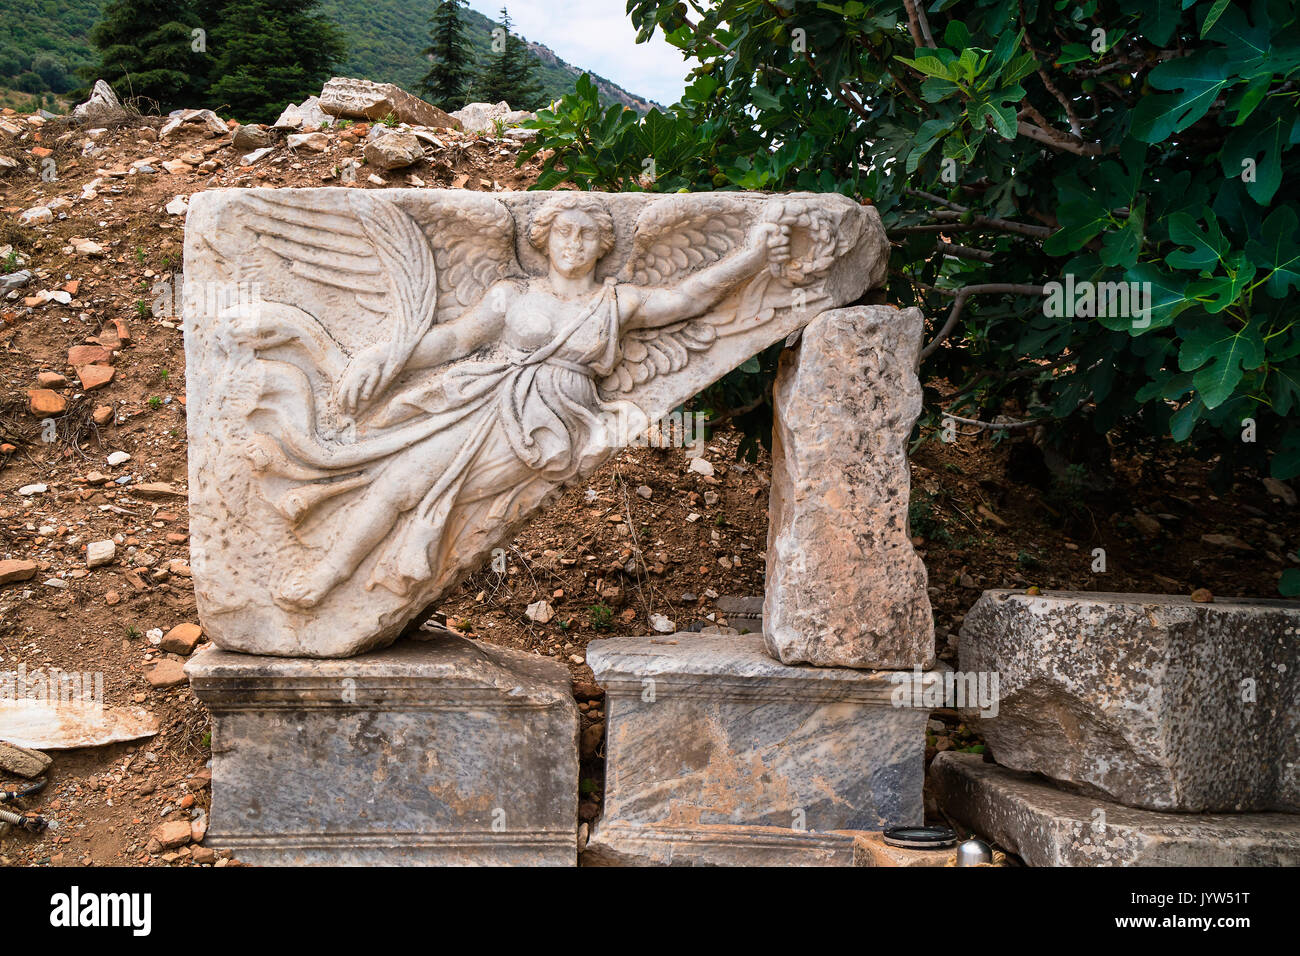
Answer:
[{"left": 184, "top": 189, "right": 886, "bottom": 656}]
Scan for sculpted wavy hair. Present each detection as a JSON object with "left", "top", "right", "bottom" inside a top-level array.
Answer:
[{"left": 528, "top": 194, "right": 617, "bottom": 258}]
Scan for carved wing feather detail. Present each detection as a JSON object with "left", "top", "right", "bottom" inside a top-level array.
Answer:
[
  {"left": 407, "top": 193, "right": 524, "bottom": 323},
  {"left": 601, "top": 196, "right": 752, "bottom": 398}
]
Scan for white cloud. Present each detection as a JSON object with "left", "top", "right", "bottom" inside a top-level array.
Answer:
[{"left": 466, "top": 0, "right": 690, "bottom": 106}]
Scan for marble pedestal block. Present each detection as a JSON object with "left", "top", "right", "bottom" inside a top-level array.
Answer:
[
  {"left": 186, "top": 636, "right": 578, "bottom": 865},
  {"left": 585, "top": 633, "right": 933, "bottom": 865},
  {"left": 931, "top": 752, "right": 1300, "bottom": 867}
]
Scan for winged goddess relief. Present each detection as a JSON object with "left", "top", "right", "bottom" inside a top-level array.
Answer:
[{"left": 195, "top": 189, "right": 866, "bottom": 629}]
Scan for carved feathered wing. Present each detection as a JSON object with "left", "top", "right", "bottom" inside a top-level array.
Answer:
[
  {"left": 601, "top": 196, "right": 750, "bottom": 397},
  {"left": 407, "top": 192, "right": 526, "bottom": 324}
]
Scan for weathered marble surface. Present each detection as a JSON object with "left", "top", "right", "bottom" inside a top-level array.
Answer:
[
  {"left": 183, "top": 189, "right": 886, "bottom": 656},
  {"left": 585, "top": 633, "right": 933, "bottom": 865},
  {"left": 765, "top": 305, "right": 933, "bottom": 669},
  {"left": 186, "top": 635, "right": 578, "bottom": 865},
  {"left": 931, "top": 752, "right": 1300, "bottom": 867},
  {"left": 319, "top": 77, "right": 461, "bottom": 129},
  {"left": 961, "top": 590, "right": 1300, "bottom": 812}
]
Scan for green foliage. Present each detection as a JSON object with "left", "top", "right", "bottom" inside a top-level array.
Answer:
[
  {"left": 471, "top": 8, "right": 545, "bottom": 110},
  {"left": 525, "top": 0, "right": 1300, "bottom": 488},
  {"left": 420, "top": 0, "right": 473, "bottom": 108},
  {"left": 207, "top": 0, "right": 347, "bottom": 122},
  {"left": 588, "top": 603, "right": 613, "bottom": 629},
  {"left": 87, "top": 0, "right": 207, "bottom": 109}
]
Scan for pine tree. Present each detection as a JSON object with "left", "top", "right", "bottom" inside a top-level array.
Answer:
[
  {"left": 420, "top": 0, "right": 472, "bottom": 109},
  {"left": 473, "top": 8, "right": 544, "bottom": 110},
  {"left": 206, "top": 0, "right": 346, "bottom": 123},
  {"left": 87, "top": 0, "right": 207, "bottom": 110}
]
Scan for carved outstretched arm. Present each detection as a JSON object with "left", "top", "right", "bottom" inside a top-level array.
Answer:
[
  {"left": 336, "top": 281, "right": 515, "bottom": 412},
  {"left": 406, "top": 281, "right": 516, "bottom": 370},
  {"left": 626, "top": 222, "right": 790, "bottom": 330}
]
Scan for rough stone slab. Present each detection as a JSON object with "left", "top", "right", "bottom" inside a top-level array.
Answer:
[
  {"left": 319, "top": 77, "right": 461, "bottom": 129},
  {"left": 586, "top": 633, "right": 934, "bottom": 864},
  {"left": 0, "top": 740, "right": 52, "bottom": 778},
  {"left": 931, "top": 752, "right": 1300, "bottom": 867},
  {"left": 765, "top": 305, "right": 933, "bottom": 669},
  {"left": 0, "top": 700, "right": 158, "bottom": 750},
  {"left": 961, "top": 590, "right": 1299, "bottom": 812},
  {"left": 183, "top": 189, "right": 886, "bottom": 656},
  {"left": 185, "top": 635, "right": 578, "bottom": 865},
  {"left": 583, "top": 822, "right": 862, "bottom": 866}
]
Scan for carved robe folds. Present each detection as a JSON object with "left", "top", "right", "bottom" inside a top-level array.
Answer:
[{"left": 183, "top": 189, "right": 887, "bottom": 657}]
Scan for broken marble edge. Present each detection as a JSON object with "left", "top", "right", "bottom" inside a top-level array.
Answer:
[{"left": 587, "top": 633, "right": 949, "bottom": 702}]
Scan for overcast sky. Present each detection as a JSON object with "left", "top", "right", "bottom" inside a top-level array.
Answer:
[{"left": 465, "top": 0, "right": 690, "bottom": 105}]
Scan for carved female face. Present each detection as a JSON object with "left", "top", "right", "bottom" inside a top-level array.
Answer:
[{"left": 546, "top": 209, "right": 603, "bottom": 279}]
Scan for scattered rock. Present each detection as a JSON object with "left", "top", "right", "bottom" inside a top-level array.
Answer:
[
  {"left": 525, "top": 600, "right": 555, "bottom": 624},
  {"left": 363, "top": 131, "right": 423, "bottom": 169},
  {"left": 149, "top": 819, "right": 193, "bottom": 850},
  {"left": 106, "top": 450, "right": 131, "bottom": 466},
  {"left": 160, "top": 622, "right": 203, "bottom": 655},
  {"left": 76, "top": 364, "right": 115, "bottom": 390},
  {"left": 274, "top": 95, "right": 329, "bottom": 130},
  {"left": 86, "top": 539, "right": 116, "bottom": 568},
  {"left": 18, "top": 483, "right": 48, "bottom": 496},
  {"left": 451, "top": 101, "right": 536, "bottom": 134},
  {"left": 165, "top": 195, "right": 188, "bottom": 216},
  {"left": 131, "top": 482, "right": 185, "bottom": 499},
  {"left": 649, "top": 613, "right": 676, "bottom": 633},
  {"left": 28, "top": 388, "right": 66, "bottom": 415},
  {"left": 287, "top": 131, "right": 329, "bottom": 152},
  {"left": 145, "top": 659, "right": 188, "bottom": 688},
  {"left": 231, "top": 124, "right": 274, "bottom": 151},
  {"left": 1201, "top": 533, "right": 1253, "bottom": 552},
  {"left": 159, "top": 108, "right": 229, "bottom": 139},
  {"left": 72, "top": 79, "right": 124, "bottom": 125},
  {"left": 687, "top": 458, "right": 714, "bottom": 477},
  {"left": 0, "top": 559, "right": 38, "bottom": 584},
  {"left": 1263, "top": 477, "right": 1296, "bottom": 507},
  {"left": 0, "top": 740, "right": 52, "bottom": 778},
  {"left": 18, "top": 206, "right": 52, "bottom": 225}
]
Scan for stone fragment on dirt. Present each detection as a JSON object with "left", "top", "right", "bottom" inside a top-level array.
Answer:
[{"left": 0, "top": 740, "right": 51, "bottom": 778}]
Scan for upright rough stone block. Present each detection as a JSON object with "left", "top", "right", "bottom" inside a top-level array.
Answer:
[
  {"left": 586, "top": 633, "right": 933, "bottom": 865},
  {"left": 961, "top": 590, "right": 1300, "bottom": 812},
  {"left": 765, "top": 305, "right": 933, "bottom": 669},
  {"left": 186, "top": 636, "right": 578, "bottom": 865}
]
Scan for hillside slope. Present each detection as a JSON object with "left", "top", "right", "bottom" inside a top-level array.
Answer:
[{"left": 0, "top": 0, "right": 657, "bottom": 111}]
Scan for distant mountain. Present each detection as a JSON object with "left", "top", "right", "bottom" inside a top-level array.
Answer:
[
  {"left": 0, "top": 0, "right": 659, "bottom": 113},
  {"left": 318, "top": 2, "right": 660, "bottom": 112}
]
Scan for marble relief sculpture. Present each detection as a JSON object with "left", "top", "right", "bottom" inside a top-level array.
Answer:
[{"left": 183, "top": 189, "right": 886, "bottom": 656}]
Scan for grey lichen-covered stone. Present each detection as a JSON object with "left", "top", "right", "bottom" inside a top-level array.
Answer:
[
  {"left": 931, "top": 752, "right": 1300, "bottom": 867},
  {"left": 586, "top": 633, "right": 933, "bottom": 865},
  {"left": 183, "top": 189, "right": 886, "bottom": 657},
  {"left": 185, "top": 635, "right": 578, "bottom": 865},
  {"left": 961, "top": 590, "right": 1300, "bottom": 812},
  {"left": 764, "top": 305, "right": 933, "bottom": 669}
]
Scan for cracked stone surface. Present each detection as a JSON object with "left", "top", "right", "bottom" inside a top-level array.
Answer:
[{"left": 960, "top": 590, "right": 1300, "bottom": 812}]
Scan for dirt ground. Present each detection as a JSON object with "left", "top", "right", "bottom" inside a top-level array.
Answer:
[{"left": 0, "top": 105, "right": 1293, "bottom": 866}]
